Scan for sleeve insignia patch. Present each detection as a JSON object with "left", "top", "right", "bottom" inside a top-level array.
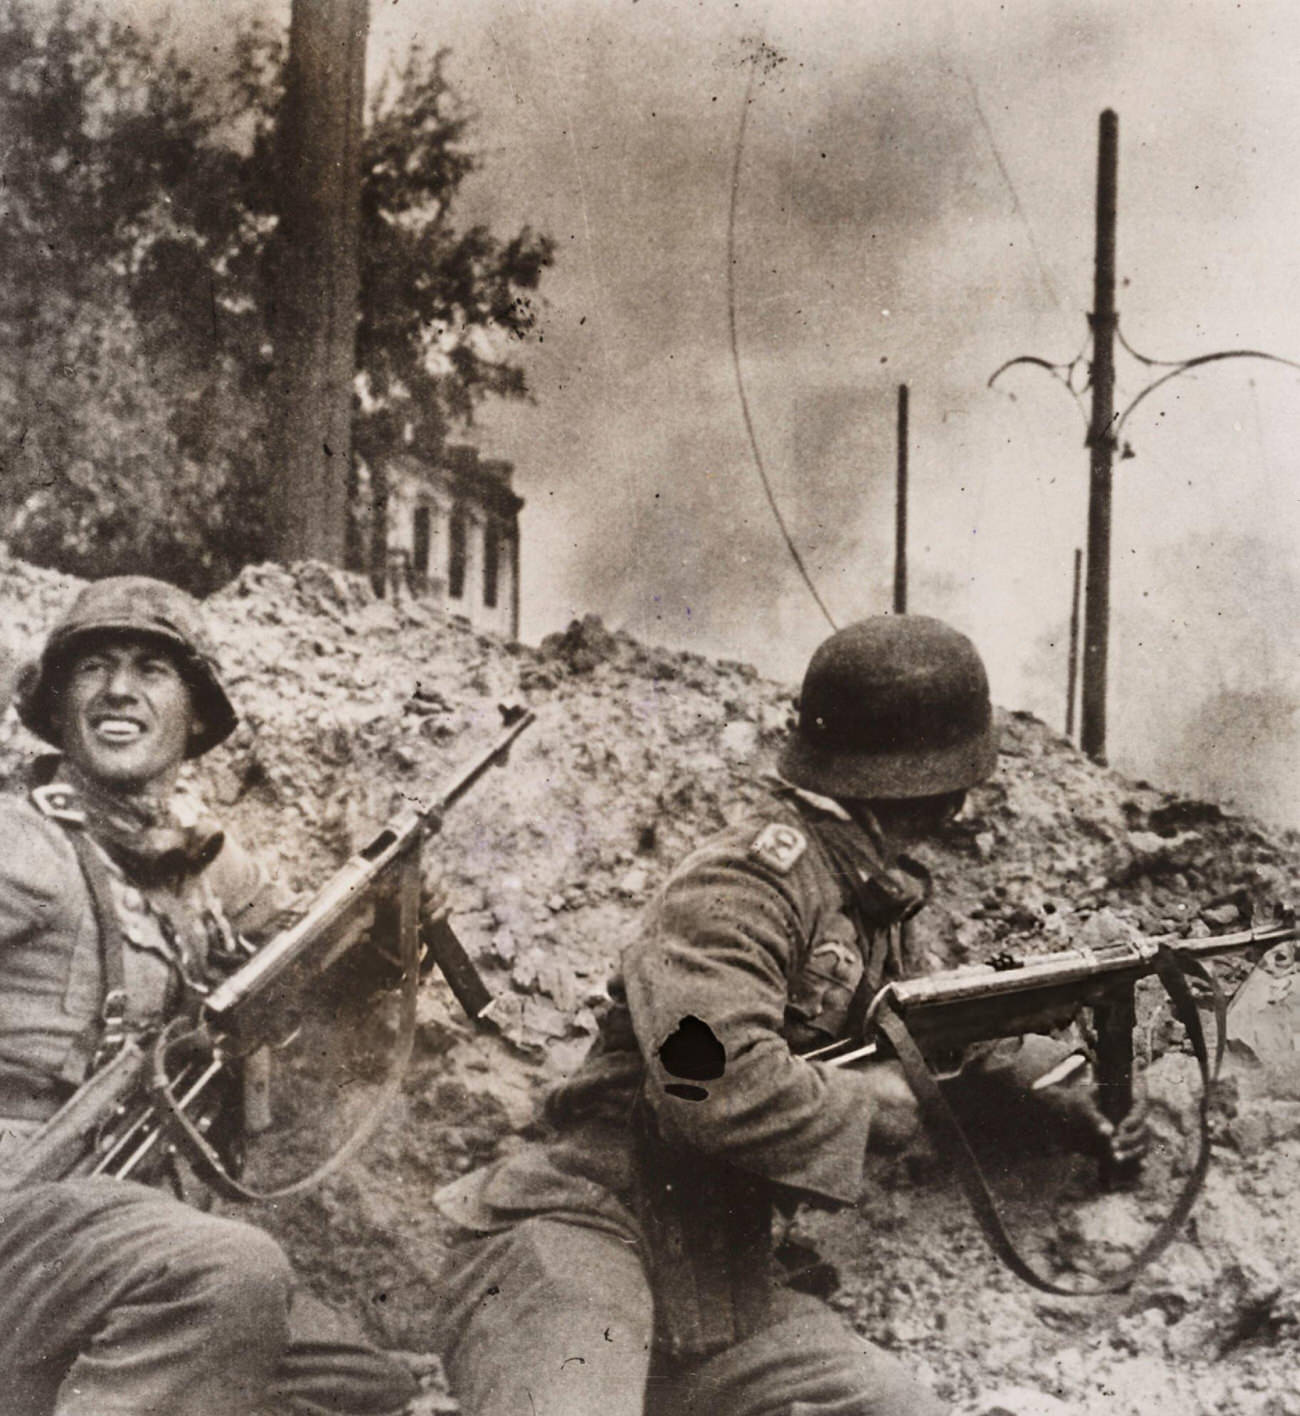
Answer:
[{"left": 748, "top": 822, "right": 807, "bottom": 874}]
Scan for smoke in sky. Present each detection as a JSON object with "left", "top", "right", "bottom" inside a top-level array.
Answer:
[{"left": 101, "top": 0, "right": 1300, "bottom": 829}]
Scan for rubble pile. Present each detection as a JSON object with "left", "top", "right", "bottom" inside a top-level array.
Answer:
[{"left": 3, "top": 550, "right": 1300, "bottom": 1413}]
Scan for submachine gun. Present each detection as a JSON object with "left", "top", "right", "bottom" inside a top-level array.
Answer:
[
  {"left": 807, "top": 916, "right": 1299, "bottom": 1295},
  {"left": 0, "top": 706, "right": 536, "bottom": 1199}
]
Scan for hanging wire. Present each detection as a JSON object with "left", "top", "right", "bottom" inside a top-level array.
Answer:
[
  {"left": 727, "top": 61, "right": 838, "bottom": 633},
  {"left": 957, "top": 61, "right": 1092, "bottom": 435},
  {"left": 956, "top": 56, "right": 1082, "bottom": 595},
  {"left": 960, "top": 66, "right": 1066, "bottom": 316}
]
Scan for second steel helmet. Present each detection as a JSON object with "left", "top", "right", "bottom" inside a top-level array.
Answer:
[
  {"left": 17, "top": 576, "right": 238, "bottom": 758},
  {"left": 777, "top": 615, "right": 997, "bottom": 800}
]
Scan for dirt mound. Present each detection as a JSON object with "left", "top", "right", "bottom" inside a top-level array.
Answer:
[{"left": 4, "top": 553, "right": 1300, "bottom": 1413}]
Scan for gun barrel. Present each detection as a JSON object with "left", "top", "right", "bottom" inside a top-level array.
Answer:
[
  {"left": 204, "top": 838, "right": 416, "bottom": 1026},
  {"left": 204, "top": 708, "right": 537, "bottom": 1034},
  {"left": 106, "top": 1057, "right": 226, "bottom": 1180},
  {"left": 844, "top": 920, "right": 1297, "bottom": 1061},
  {"left": 877, "top": 920, "right": 1294, "bottom": 1018},
  {"left": 436, "top": 708, "right": 536, "bottom": 816}
]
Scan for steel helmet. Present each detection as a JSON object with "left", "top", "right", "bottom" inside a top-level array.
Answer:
[
  {"left": 17, "top": 576, "right": 238, "bottom": 758},
  {"left": 777, "top": 615, "right": 997, "bottom": 800}
]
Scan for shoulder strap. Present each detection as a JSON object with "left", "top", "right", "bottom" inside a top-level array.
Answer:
[{"left": 49, "top": 814, "right": 130, "bottom": 1080}]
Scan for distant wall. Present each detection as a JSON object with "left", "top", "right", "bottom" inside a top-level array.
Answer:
[{"left": 384, "top": 446, "right": 521, "bottom": 639}]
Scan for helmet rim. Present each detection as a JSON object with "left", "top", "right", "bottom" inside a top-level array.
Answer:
[
  {"left": 16, "top": 578, "right": 238, "bottom": 759},
  {"left": 777, "top": 723, "right": 997, "bottom": 800},
  {"left": 778, "top": 614, "right": 998, "bottom": 801}
]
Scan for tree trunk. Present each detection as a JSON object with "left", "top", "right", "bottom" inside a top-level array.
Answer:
[{"left": 268, "top": 0, "right": 368, "bottom": 566}]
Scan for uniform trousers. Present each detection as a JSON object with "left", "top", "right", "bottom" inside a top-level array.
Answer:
[
  {"left": 0, "top": 1177, "right": 415, "bottom": 1416},
  {"left": 431, "top": 1213, "right": 949, "bottom": 1416}
]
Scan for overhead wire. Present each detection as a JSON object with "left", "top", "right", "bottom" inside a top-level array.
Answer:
[
  {"left": 959, "top": 65, "right": 1066, "bottom": 317},
  {"left": 727, "top": 60, "right": 839, "bottom": 634},
  {"left": 959, "top": 59, "right": 1080, "bottom": 607}
]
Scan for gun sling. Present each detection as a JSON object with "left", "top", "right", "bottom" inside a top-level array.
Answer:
[
  {"left": 147, "top": 846, "right": 426, "bottom": 1203},
  {"left": 876, "top": 942, "right": 1227, "bottom": 1296}
]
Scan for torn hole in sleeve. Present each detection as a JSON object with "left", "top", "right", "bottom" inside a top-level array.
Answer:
[{"left": 658, "top": 1015, "right": 725, "bottom": 1101}]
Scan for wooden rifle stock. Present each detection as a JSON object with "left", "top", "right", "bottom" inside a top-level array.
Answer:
[{"left": 0, "top": 1040, "right": 148, "bottom": 1190}]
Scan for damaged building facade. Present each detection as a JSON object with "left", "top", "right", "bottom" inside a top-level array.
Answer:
[{"left": 384, "top": 444, "right": 522, "bottom": 639}]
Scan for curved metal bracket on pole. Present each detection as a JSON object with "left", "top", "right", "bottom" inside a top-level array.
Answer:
[
  {"left": 988, "top": 108, "right": 1300, "bottom": 767},
  {"left": 990, "top": 320, "right": 1300, "bottom": 764},
  {"left": 1111, "top": 344, "right": 1300, "bottom": 441},
  {"left": 990, "top": 336, "right": 1300, "bottom": 451},
  {"left": 987, "top": 350, "right": 1093, "bottom": 435}
]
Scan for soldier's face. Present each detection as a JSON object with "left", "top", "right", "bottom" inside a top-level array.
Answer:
[
  {"left": 56, "top": 634, "right": 202, "bottom": 791},
  {"left": 863, "top": 790, "right": 967, "bottom": 843}
]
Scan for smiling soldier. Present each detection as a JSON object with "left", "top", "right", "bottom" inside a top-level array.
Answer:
[{"left": 0, "top": 576, "right": 416, "bottom": 1416}]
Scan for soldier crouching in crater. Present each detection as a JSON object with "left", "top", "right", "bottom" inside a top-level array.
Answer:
[
  {"left": 0, "top": 577, "right": 417, "bottom": 1416},
  {"left": 430, "top": 615, "right": 1147, "bottom": 1416}
]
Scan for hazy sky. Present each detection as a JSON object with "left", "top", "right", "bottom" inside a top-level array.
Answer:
[{"left": 120, "top": 0, "right": 1300, "bottom": 821}]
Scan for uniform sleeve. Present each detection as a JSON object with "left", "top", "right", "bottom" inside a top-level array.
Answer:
[
  {"left": 0, "top": 798, "right": 77, "bottom": 948},
  {"left": 622, "top": 829, "right": 876, "bottom": 1205},
  {"left": 203, "top": 829, "right": 297, "bottom": 944},
  {"left": 943, "top": 1033, "right": 1084, "bottom": 1149}
]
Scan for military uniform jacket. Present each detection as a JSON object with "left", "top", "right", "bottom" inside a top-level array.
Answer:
[
  {"left": 437, "top": 786, "right": 927, "bottom": 1356},
  {"left": 0, "top": 786, "right": 285, "bottom": 1121}
]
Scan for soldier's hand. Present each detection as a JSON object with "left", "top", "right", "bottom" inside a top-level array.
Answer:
[
  {"left": 862, "top": 1060, "right": 921, "bottom": 1153},
  {"left": 1039, "top": 1067, "right": 1151, "bottom": 1168},
  {"left": 420, "top": 865, "right": 451, "bottom": 927}
]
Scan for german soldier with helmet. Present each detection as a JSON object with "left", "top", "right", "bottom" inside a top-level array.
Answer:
[
  {"left": 0, "top": 577, "right": 418, "bottom": 1416},
  {"left": 429, "top": 614, "right": 1146, "bottom": 1416}
]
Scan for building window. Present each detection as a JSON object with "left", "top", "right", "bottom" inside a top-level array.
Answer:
[
  {"left": 412, "top": 505, "right": 431, "bottom": 576},
  {"left": 448, "top": 505, "right": 467, "bottom": 600},
  {"left": 483, "top": 517, "right": 500, "bottom": 609}
]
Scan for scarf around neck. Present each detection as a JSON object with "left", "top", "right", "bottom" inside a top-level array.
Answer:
[{"left": 31, "top": 755, "right": 225, "bottom": 886}]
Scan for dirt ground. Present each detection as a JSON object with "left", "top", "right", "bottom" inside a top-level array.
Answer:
[{"left": 3, "top": 551, "right": 1300, "bottom": 1415}]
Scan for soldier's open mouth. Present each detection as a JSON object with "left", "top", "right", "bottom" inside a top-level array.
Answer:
[{"left": 92, "top": 717, "right": 146, "bottom": 744}]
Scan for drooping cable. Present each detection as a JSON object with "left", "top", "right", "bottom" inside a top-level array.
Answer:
[
  {"left": 960, "top": 66, "right": 1065, "bottom": 316},
  {"left": 727, "top": 62, "right": 838, "bottom": 633}
]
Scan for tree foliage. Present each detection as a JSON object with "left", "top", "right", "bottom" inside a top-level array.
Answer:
[{"left": 0, "top": 0, "right": 553, "bottom": 591}]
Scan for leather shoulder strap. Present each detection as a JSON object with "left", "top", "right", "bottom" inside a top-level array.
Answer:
[{"left": 36, "top": 800, "right": 130, "bottom": 1080}]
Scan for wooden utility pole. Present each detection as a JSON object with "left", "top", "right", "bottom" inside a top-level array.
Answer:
[
  {"left": 993, "top": 108, "right": 1299, "bottom": 761},
  {"left": 1066, "top": 546, "right": 1082, "bottom": 740},
  {"left": 1080, "top": 109, "right": 1119, "bottom": 763},
  {"left": 269, "top": 0, "right": 369, "bottom": 566},
  {"left": 893, "top": 383, "right": 909, "bottom": 614}
]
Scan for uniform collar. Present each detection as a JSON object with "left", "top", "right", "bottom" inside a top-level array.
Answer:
[
  {"left": 30, "top": 755, "right": 224, "bottom": 884},
  {"left": 763, "top": 770, "right": 889, "bottom": 848}
]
